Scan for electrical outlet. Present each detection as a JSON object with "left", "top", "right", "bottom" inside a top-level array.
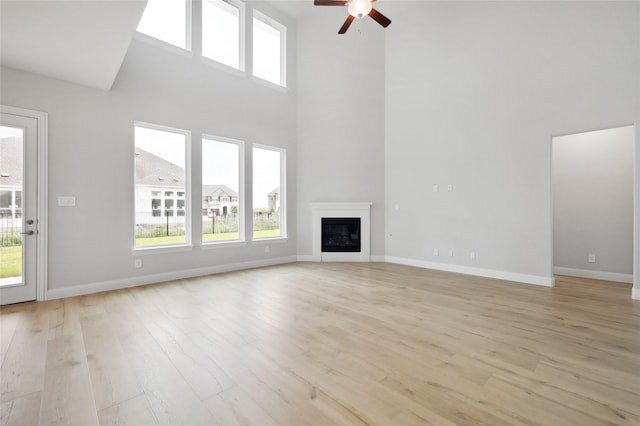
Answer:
[
  {"left": 433, "top": 184, "right": 439, "bottom": 193},
  {"left": 447, "top": 184, "right": 453, "bottom": 192},
  {"left": 134, "top": 258, "right": 142, "bottom": 268},
  {"left": 588, "top": 254, "right": 596, "bottom": 263},
  {"left": 433, "top": 248, "right": 439, "bottom": 256},
  {"left": 470, "top": 251, "right": 476, "bottom": 260},
  {"left": 448, "top": 249, "right": 453, "bottom": 257}
]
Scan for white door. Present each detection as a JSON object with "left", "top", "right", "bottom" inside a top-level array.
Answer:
[{"left": 0, "top": 113, "right": 38, "bottom": 305}]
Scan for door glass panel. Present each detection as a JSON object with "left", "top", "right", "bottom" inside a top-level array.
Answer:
[{"left": 0, "top": 126, "right": 24, "bottom": 286}]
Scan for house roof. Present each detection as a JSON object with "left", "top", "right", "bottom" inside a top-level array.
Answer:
[
  {"left": 203, "top": 184, "right": 238, "bottom": 198},
  {"left": 0, "top": 137, "right": 23, "bottom": 188},
  {"left": 268, "top": 186, "right": 280, "bottom": 195},
  {"left": 135, "top": 148, "right": 184, "bottom": 189}
]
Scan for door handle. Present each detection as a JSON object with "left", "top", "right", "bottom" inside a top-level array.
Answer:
[{"left": 21, "top": 230, "right": 35, "bottom": 235}]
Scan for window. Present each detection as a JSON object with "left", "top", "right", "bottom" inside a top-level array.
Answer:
[
  {"left": 134, "top": 124, "right": 190, "bottom": 248},
  {"left": 253, "top": 145, "right": 285, "bottom": 239},
  {"left": 202, "top": 0, "right": 244, "bottom": 70},
  {"left": 252, "top": 11, "right": 286, "bottom": 87},
  {"left": 202, "top": 136, "right": 243, "bottom": 243},
  {"left": 137, "top": 0, "right": 191, "bottom": 50}
]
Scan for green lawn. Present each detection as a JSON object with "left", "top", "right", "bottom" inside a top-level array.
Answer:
[
  {"left": 0, "top": 246, "right": 22, "bottom": 279},
  {"left": 136, "top": 229, "right": 280, "bottom": 247}
]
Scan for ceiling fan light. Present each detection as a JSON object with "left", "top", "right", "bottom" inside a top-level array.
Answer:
[{"left": 348, "top": 0, "right": 372, "bottom": 19}]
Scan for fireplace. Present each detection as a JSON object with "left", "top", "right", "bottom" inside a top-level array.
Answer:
[
  {"left": 310, "top": 202, "right": 371, "bottom": 262},
  {"left": 322, "top": 218, "right": 361, "bottom": 252}
]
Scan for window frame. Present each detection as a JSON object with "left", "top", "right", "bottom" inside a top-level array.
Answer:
[
  {"left": 251, "top": 10, "right": 287, "bottom": 88},
  {"left": 201, "top": 134, "right": 245, "bottom": 246},
  {"left": 133, "top": 121, "right": 192, "bottom": 252},
  {"left": 201, "top": 0, "right": 246, "bottom": 72},
  {"left": 135, "top": 0, "right": 193, "bottom": 53},
  {"left": 252, "top": 144, "right": 286, "bottom": 241}
]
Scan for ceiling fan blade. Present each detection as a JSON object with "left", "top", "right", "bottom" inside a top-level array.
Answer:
[
  {"left": 338, "top": 15, "right": 355, "bottom": 34},
  {"left": 369, "top": 7, "right": 391, "bottom": 28},
  {"left": 314, "top": 0, "right": 348, "bottom": 5}
]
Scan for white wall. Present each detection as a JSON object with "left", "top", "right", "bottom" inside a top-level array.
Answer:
[
  {"left": 384, "top": 2, "right": 639, "bottom": 284},
  {"left": 552, "top": 126, "right": 634, "bottom": 281},
  {"left": 296, "top": 13, "right": 386, "bottom": 258},
  {"left": 0, "top": 2, "right": 298, "bottom": 296}
]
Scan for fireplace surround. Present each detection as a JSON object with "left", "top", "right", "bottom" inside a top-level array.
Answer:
[{"left": 311, "top": 202, "right": 372, "bottom": 262}]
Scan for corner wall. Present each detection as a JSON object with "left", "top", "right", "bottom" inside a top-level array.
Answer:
[{"left": 296, "top": 13, "right": 386, "bottom": 258}]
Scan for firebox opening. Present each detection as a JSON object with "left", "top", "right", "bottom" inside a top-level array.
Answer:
[{"left": 321, "top": 218, "right": 361, "bottom": 252}]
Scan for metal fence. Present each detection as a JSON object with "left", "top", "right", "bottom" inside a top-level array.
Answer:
[
  {"left": 0, "top": 213, "right": 21, "bottom": 247},
  {"left": 135, "top": 212, "right": 186, "bottom": 238},
  {"left": 202, "top": 214, "right": 239, "bottom": 235},
  {"left": 253, "top": 211, "right": 280, "bottom": 231}
]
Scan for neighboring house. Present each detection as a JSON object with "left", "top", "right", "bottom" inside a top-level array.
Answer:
[
  {"left": 202, "top": 184, "right": 238, "bottom": 217},
  {"left": 135, "top": 148, "right": 186, "bottom": 220},
  {"left": 135, "top": 148, "right": 239, "bottom": 220},
  {"left": 0, "top": 137, "right": 23, "bottom": 219},
  {"left": 267, "top": 186, "right": 280, "bottom": 212}
]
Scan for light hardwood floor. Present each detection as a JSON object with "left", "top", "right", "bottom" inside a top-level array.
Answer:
[{"left": 1, "top": 262, "right": 639, "bottom": 425}]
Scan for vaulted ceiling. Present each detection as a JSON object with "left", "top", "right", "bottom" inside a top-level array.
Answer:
[
  {"left": 0, "top": 0, "right": 319, "bottom": 92},
  {"left": 0, "top": 0, "right": 147, "bottom": 91}
]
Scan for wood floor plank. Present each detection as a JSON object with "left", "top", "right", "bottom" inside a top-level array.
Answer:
[
  {"left": 80, "top": 313, "right": 144, "bottom": 410},
  {"left": 97, "top": 394, "right": 159, "bottom": 426},
  {"left": 106, "top": 308, "right": 216, "bottom": 426},
  {"left": 39, "top": 334, "right": 99, "bottom": 426},
  {"left": 0, "top": 263, "right": 639, "bottom": 425},
  {"left": 0, "top": 303, "right": 49, "bottom": 402},
  {"left": 0, "top": 391, "right": 41, "bottom": 426}
]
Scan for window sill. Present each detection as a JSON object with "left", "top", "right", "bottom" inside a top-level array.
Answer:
[
  {"left": 251, "top": 236, "right": 287, "bottom": 245},
  {"left": 251, "top": 75, "right": 288, "bottom": 93},
  {"left": 133, "top": 244, "right": 193, "bottom": 256},
  {"left": 200, "top": 56, "right": 246, "bottom": 78},
  {"left": 200, "top": 240, "right": 247, "bottom": 250}
]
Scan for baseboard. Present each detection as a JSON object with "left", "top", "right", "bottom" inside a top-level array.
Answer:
[
  {"left": 553, "top": 267, "right": 633, "bottom": 284},
  {"left": 46, "top": 256, "right": 298, "bottom": 300},
  {"left": 384, "top": 256, "right": 555, "bottom": 287}
]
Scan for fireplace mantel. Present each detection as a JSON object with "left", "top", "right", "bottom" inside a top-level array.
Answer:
[{"left": 311, "top": 202, "right": 372, "bottom": 262}]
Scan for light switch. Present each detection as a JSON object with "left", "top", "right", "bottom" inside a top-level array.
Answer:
[{"left": 57, "top": 196, "right": 76, "bottom": 207}]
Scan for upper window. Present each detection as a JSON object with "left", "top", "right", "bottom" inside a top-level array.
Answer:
[
  {"left": 202, "top": 136, "right": 243, "bottom": 243},
  {"left": 252, "top": 11, "right": 286, "bottom": 87},
  {"left": 253, "top": 145, "right": 285, "bottom": 239},
  {"left": 134, "top": 124, "right": 191, "bottom": 248},
  {"left": 137, "top": 0, "right": 191, "bottom": 50},
  {"left": 202, "top": 0, "right": 244, "bottom": 70}
]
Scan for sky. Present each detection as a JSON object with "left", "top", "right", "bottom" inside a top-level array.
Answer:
[{"left": 0, "top": 126, "right": 24, "bottom": 140}]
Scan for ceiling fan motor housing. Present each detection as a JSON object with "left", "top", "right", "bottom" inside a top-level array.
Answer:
[{"left": 348, "top": 0, "right": 372, "bottom": 18}]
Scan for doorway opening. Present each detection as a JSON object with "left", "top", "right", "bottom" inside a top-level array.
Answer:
[{"left": 551, "top": 125, "right": 635, "bottom": 291}]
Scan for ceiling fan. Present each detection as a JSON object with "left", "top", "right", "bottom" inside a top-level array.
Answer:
[{"left": 314, "top": 0, "right": 391, "bottom": 34}]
